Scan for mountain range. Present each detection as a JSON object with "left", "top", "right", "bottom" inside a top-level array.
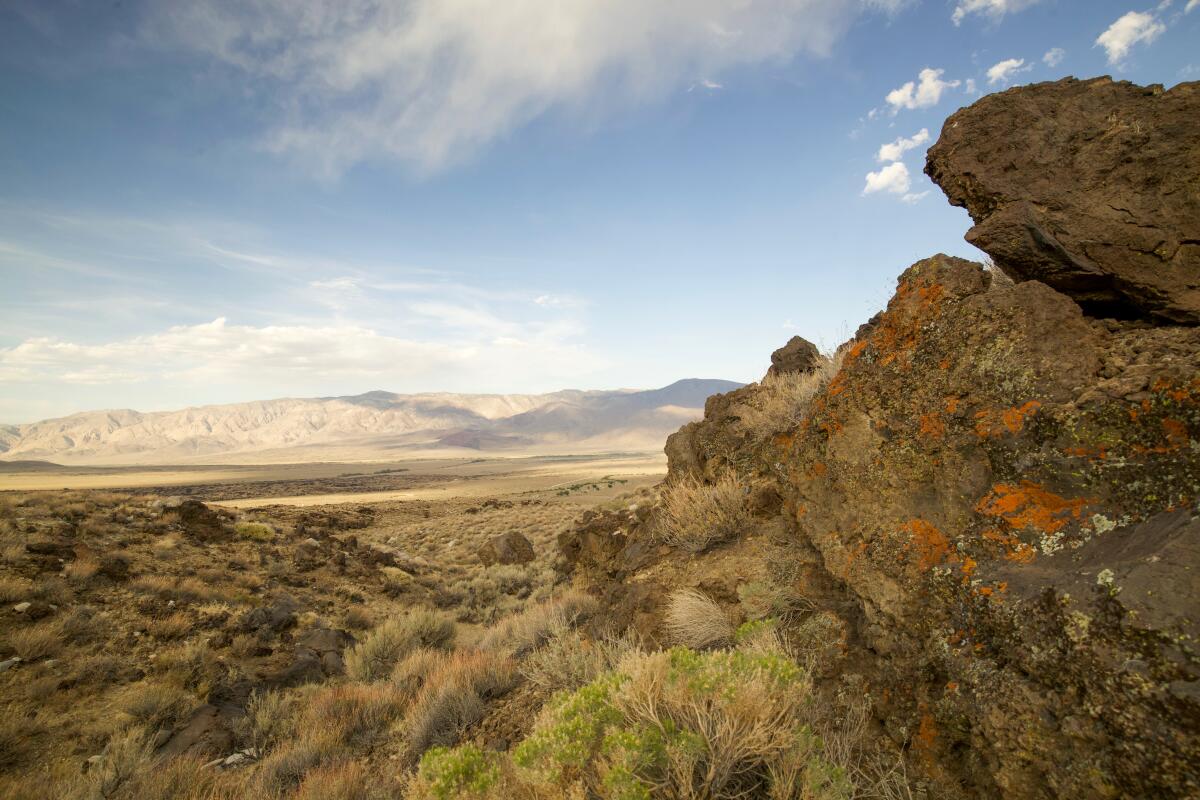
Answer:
[{"left": 0, "top": 379, "right": 741, "bottom": 465}]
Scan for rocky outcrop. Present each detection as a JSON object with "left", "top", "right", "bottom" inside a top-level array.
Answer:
[
  {"left": 767, "top": 335, "right": 821, "bottom": 378},
  {"left": 563, "top": 79, "right": 1200, "bottom": 799},
  {"left": 926, "top": 77, "right": 1199, "bottom": 324}
]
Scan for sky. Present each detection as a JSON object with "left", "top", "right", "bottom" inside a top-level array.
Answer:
[{"left": 1, "top": 0, "right": 1196, "bottom": 423}]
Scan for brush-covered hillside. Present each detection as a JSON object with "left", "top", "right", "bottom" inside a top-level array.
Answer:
[{"left": 0, "top": 77, "right": 1196, "bottom": 800}]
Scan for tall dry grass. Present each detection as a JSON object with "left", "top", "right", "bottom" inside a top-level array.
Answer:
[{"left": 657, "top": 472, "right": 751, "bottom": 553}]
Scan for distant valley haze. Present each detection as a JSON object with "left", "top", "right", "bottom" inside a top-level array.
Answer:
[{"left": 0, "top": 379, "right": 742, "bottom": 465}]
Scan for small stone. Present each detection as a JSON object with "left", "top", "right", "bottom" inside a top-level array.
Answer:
[{"left": 13, "top": 602, "right": 31, "bottom": 613}]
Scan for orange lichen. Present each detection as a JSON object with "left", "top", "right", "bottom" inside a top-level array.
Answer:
[
  {"left": 919, "top": 412, "right": 946, "bottom": 440},
  {"left": 976, "top": 481, "right": 1088, "bottom": 534},
  {"left": 914, "top": 710, "right": 939, "bottom": 761},
  {"left": 975, "top": 401, "right": 1041, "bottom": 437},
  {"left": 808, "top": 462, "right": 827, "bottom": 478},
  {"left": 827, "top": 373, "right": 849, "bottom": 397},
  {"left": 944, "top": 396, "right": 960, "bottom": 414},
  {"left": 901, "top": 518, "right": 952, "bottom": 571},
  {"left": 938, "top": 358, "right": 951, "bottom": 370},
  {"left": 846, "top": 339, "right": 869, "bottom": 362},
  {"left": 960, "top": 556, "right": 978, "bottom": 583},
  {"left": 1162, "top": 418, "right": 1189, "bottom": 448}
]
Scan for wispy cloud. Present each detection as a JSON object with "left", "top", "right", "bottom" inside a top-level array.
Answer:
[
  {"left": 986, "top": 57, "right": 1031, "bottom": 85},
  {"left": 1043, "top": 47, "right": 1066, "bottom": 67},
  {"left": 951, "top": 0, "right": 1042, "bottom": 26},
  {"left": 876, "top": 128, "right": 930, "bottom": 163},
  {"left": 142, "top": 0, "right": 906, "bottom": 177}
]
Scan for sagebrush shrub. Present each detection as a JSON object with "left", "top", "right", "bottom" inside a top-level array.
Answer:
[{"left": 344, "top": 609, "right": 456, "bottom": 682}]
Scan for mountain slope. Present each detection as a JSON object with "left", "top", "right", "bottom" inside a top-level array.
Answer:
[{"left": 0, "top": 379, "right": 742, "bottom": 464}]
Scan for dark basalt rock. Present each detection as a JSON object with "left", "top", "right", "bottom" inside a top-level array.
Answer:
[{"left": 926, "top": 77, "right": 1200, "bottom": 324}]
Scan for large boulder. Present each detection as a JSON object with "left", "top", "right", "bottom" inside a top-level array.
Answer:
[
  {"left": 926, "top": 77, "right": 1199, "bottom": 323},
  {"left": 766, "top": 335, "right": 821, "bottom": 378},
  {"left": 477, "top": 532, "right": 535, "bottom": 566}
]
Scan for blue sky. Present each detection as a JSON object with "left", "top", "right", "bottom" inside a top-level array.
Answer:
[{"left": 1, "top": 0, "right": 1196, "bottom": 423}]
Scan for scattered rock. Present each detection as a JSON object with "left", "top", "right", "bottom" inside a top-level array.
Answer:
[
  {"left": 926, "top": 77, "right": 1200, "bottom": 323},
  {"left": 477, "top": 531, "right": 535, "bottom": 566},
  {"left": 12, "top": 602, "right": 30, "bottom": 614},
  {"left": 177, "top": 499, "right": 231, "bottom": 542},
  {"left": 0, "top": 657, "right": 21, "bottom": 673},
  {"left": 97, "top": 553, "right": 131, "bottom": 582}
]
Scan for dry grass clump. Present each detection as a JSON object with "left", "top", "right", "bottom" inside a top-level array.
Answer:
[
  {"left": 155, "top": 640, "right": 222, "bottom": 694},
  {"left": 131, "top": 575, "right": 217, "bottom": 604},
  {"left": 118, "top": 681, "right": 195, "bottom": 731},
  {"left": 401, "top": 650, "right": 518, "bottom": 762},
  {"left": 240, "top": 689, "right": 299, "bottom": 754},
  {"left": 477, "top": 589, "right": 598, "bottom": 657},
  {"left": 520, "top": 626, "right": 645, "bottom": 695},
  {"left": 344, "top": 609, "right": 456, "bottom": 682},
  {"left": 665, "top": 588, "right": 735, "bottom": 650},
  {"left": 6, "top": 619, "right": 65, "bottom": 660},
  {"left": 64, "top": 557, "right": 100, "bottom": 584},
  {"left": 147, "top": 611, "right": 192, "bottom": 640},
  {"left": 738, "top": 580, "right": 810, "bottom": 622},
  {"left": 293, "top": 761, "right": 397, "bottom": 800},
  {"left": 657, "top": 472, "right": 751, "bottom": 553},
  {"left": 0, "top": 575, "right": 32, "bottom": 603},
  {"left": 741, "top": 350, "right": 845, "bottom": 435},
  {"left": 343, "top": 606, "right": 374, "bottom": 630},
  {"left": 252, "top": 683, "right": 408, "bottom": 793},
  {"left": 391, "top": 647, "right": 452, "bottom": 697}
]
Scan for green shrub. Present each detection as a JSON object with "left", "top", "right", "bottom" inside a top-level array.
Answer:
[
  {"left": 234, "top": 521, "right": 274, "bottom": 541},
  {"left": 415, "top": 745, "right": 502, "bottom": 800},
  {"left": 507, "top": 646, "right": 849, "bottom": 799}
]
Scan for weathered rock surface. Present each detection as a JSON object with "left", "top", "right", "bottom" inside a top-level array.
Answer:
[
  {"left": 926, "top": 77, "right": 1200, "bottom": 323},
  {"left": 564, "top": 78, "right": 1200, "bottom": 799},
  {"left": 477, "top": 531, "right": 535, "bottom": 566},
  {"left": 767, "top": 335, "right": 821, "bottom": 379}
]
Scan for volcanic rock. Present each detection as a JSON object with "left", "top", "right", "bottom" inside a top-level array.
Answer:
[
  {"left": 926, "top": 77, "right": 1200, "bottom": 323},
  {"left": 766, "top": 335, "right": 821, "bottom": 378},
  {"left": 477, "top": 531, "right": 535, "bottom": 566}
]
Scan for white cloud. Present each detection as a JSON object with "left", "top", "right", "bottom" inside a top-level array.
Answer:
[
  {"left": 885, "top": 68, "right": 960, "bottom": 112},
  {"left": 0, "top": 317, "right": 602, "bottom": 393},
  {"left": 1096, "top": 11, "right": 1167, "bottom": 64},
  {"left": 965, "top": 78, "right": 979, "bottom": 94},
  {"left": 876, "top": 128, "right": 930, "bottom": 162},
  {"left": 1043, "top": 47, "right": 1066, "bottom": 67},
  {"left": 1188, "top": 0, "right": 1199, "bottom": 12},
  {"left": 144, "top": 0, "right": 903, "bottom": 176},
  {"left": 951, "top": 0, "right": 1041, "bottom": 25},
  {"left": 986, "top": 57, "right": 1030, "bottom": 85},
  {"left": 863, "top": 161, "right": 911, "bottom": 195},
  {"left": 901, "top": 191, "right": 929, "bottom": 203}
]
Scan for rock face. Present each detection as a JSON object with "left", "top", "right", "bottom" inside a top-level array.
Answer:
[
  {"left": 926, "top": 77, "right": 1200, "bottom": 324},
  {"left": 477, "top": 532, "right": 535, "bottom": 566},
  {"left": 563, "top": 79, "right": 1200, "bottom": 799}
]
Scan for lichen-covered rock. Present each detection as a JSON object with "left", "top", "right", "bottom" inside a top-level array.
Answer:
[
  {"left": 926, "top": 77, "right": 1200, "bottom": 323},
  {"left": 571, "top": 252, "right": 1200, "bottom": 797}
]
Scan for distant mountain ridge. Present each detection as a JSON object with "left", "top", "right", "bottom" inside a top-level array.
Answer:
[{"left": 0, "top": 380, "right": 742, "bottom": 464}]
